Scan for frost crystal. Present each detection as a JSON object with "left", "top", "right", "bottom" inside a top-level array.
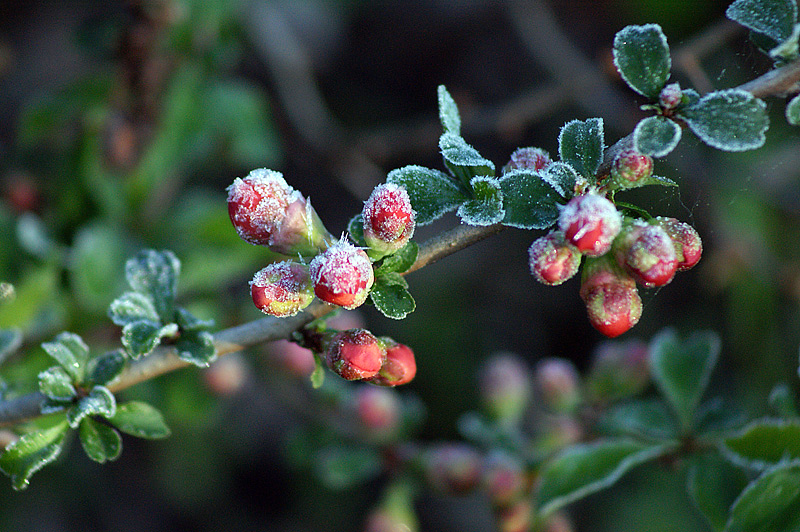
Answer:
[
  {"left": 558, "top": 194, "right": 621, "bottom": 256},
  {"left": 363, "top": 183, "right": 416, "bottom": 249},
  {"left": 250, "top": 261, "right": 314, "bottom": 317},
  {"left": 227, "top": 169, "right": 302, "bottom": 246},
  {"left": 309, "top": 241, "right": 374, "bottom": 310}
]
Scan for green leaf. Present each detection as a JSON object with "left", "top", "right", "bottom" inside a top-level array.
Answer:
[
  {"left": 310, "top": 355, "right": 325, "bottom": 389},
  {"left": 680, "top": 89, "right": 769, "bottom": 152},
  {"left": 537, "top": 438, "right": 678, "bottom": 515},
  {"left": 597, "top": 399, "right": 677, "bottom": 440},
  {"left": 695, "top": 397, "right": 747, "bottom": 435},
  {"left": 769, "top": 384, "right": 799, "bottom": 418},
  {"left": 41, "top": 332, "right": 91, "bottom": 383},
  {"left": 723, "top": 419, "right": 800, "bottom": 470},
  {"left": 67, "top": 386, "right": 116, "bottom": 429},
  {"left": 725, "top": 461, "right": 800, "bottom": 532},
  {"left": 37, "top": 366, "right": 77, "bottom": 401},
  {"left": 347, "top": 214, "right": 367, "bottom": 247},
  {"left": 787, "top": 93, "right": 800, "bottom": 126},
  {"left": 175, "top": 329, "right": 217, "bottom": 367},
  {"left": 314, "top": 445, "right": 383, "bottom": 490},
  {"left": 374, "top": 241, "right": 419, "bottom": 275},
  {"left": 124, "top": 249, "right": 181, "bottom": 322},
  {"left": 438, "top": 85, "right": 461, "bottom": 135},
  {"left": 649, "top": 329, "right": 721, "bottom": 432},
  {"left": 69, "top": 224, "right": 128, "bottom": 314},
  {"left": 386, "top": 165, "right": 468, "bottom": 225},
  {"left": 0, "top": 328, "right": 23, "bottom": 366},
  {"left": 613, "top": 24, "right": 671, "bottom": 99},
  {"left": 726, "top": 0, "right": 798, "bottom": 45},
  {"left": 109, "top": 401, "right": 171, "bottom": 439},
  {"left": 633, "top": 116, "right": 682, "bottom": 157},
  {"left": 78, "top": 417, "right": 122, "bottom": 463},
  {"left": 768, "top": 23, "right": 800, "bottom": 61},
  {"left": 688, "top": 454, "right": 750, "bottom": 532},
  {"left": 439, "top": 132, "right": 495, "bottom": 186},
  {"left": 457, "top": 176, "right": 505, "bottom": 226},
  {"left": 108, "top": 292, "right": 160, "bottom": 326},
  {"left": 558, "top": 118, "right": 604, "bottom": 178},
  {"left": 370, "top": 274, "right": 416, "bottom": 320},
  {"left": 499, "top": 169, "right": 564, "bottom": 229},
  {"left": 540, "top": 162, "right": 578, "bottom": 198},
  {"left": 0, "top": 421, "right": 69, "bottom": 490},
  {"left": 174, "top": 307, "right": 215, "bottom": 332},
  {"left": 121, "top": 320, "right": 179, "bottom": 359},
  {"left": 87, "top": 350, "right": 126, "bottom": 387}
]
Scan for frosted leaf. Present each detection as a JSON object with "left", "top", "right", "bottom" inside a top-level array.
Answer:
[
  {"left": 369, "top": 273, "right": 415, "bottom": 320},
  {"left": 87, "top": 350, "right": 126, "bottom": 387},
  {"left": 787, "top": 93, "right": 800, "bottom": 126},
  {"left": 499, "top": 169, "right": 563, "bottom": 230},
  {"left": 768, "top": 23, "right": 800, "bottom": 61},
  {"left": 122, "top": 320, "right": 179, "bottom": 359},
  {"left": 387, "top": 165, "right": 468, "bottom": 225},
  {"left": 38, "top": 366, "right": 77, "bottom": 401},
  {"left": 79, "top": 417, "right": 122, "bottom": 464},
  {"left": 726, "top": 0, "right": 797, "bottom": 44},
  {"left": 438, "top": 85, "right": 461, "bottom": 135},
  {"left": 124, "top": 249, "right": 181, "bottom": 322},
  {"left": 108, "top": 292, "right": 160, "bottom": 326},
  {"left": 558, "top": 118, "right": 605, "bottom": 178},
  {"left": 440, "top": 132, "right": 495, "bottom": 185},
  {"left": 457, "top": 176, "right": 505, "bottom": 226},
  {"left": 540, "top": 162, "right": 579, "bottom": 198},
  {"left": 613, "top": 24, "right": 671, "bottom": 99},
  {"left": 0, "top": 422, "right": 68, "bottom": 490},
  {"left": 176, "top": 329, "right": 217, "bottom": 367},
  {"left": 67, "top": 386, "right": 117, "bottom": 429},
  {"left": 680, "top": 89, "right": 769, "bottom": 152},
  {"left": 41, "top": 332, "right": 90, "bottom": 383},
  {"left": 110, "top": 401, "right": 171, "bottom": 439},
  {"left": 633, "top": 116, "right": 682, "bottom": 158}
]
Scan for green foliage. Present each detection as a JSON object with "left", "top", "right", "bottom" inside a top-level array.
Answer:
[
  {"left": 457, "top": 177, "right": 505, "bottom": 226},
  {"left": 370, "top": 274, "right": 416, "bottom": 320},
  {"left": 498, "top": 169, "right": 564, "bottom": 229},
  {"left": 787, "top": 93, "right": 800, "bottom": 125},
  {"left": 373, "top": 241, "right": 419, "bottom": 276},
  {"left": 613, "top": 24, "right": 672, "bottom": 99},
  {"left": 78, "top": 417, "right": 122, "bottom": 464},
  {"left": 558, "top": 118, "right": 605, "bottom": 178},
  {"left": 0, "top": 420, "right": 69, "bottom": 490},
  {"left": 386, "top": 165, "right": 468, "bottom": 225},
  {"left": 687, "top": 454, "right": 750, "bottom": 532},
  {"left": 633, "top": 116, "right": 682, "bottom": 157},
  {"left": 680, "top": 90, "right": 769, "bottom": 151},
  {"left": 437, "top": 84, "right": 462, "bottom": 136},
  {"left": 439, "top": 132, "right": 496, "bottom": 187},
  {"left": 108, "top": 401, "right": 171, "bottom": 439},
  {"left": 726, "top": 0, "right": 798, "bottom": 54},
  {"left": 725, "top": 461, "right": 800, "bottom": 532},
  {"left": 723, "top": 419, "right": 800, "bottom": 470}
]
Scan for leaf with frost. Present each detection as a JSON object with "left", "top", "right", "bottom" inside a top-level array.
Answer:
[
  {"left": 457, "top": 176, "right": 505, "bottom": 226},
  {"left": 387, "top": 165, "right": 468, "bottom": 225},
  {"left": 109, "top": 401, "right": 171, "bottom": 439},
  {"left": 539, "top": 162, "right": 578, "bottom": 198},
  {"left": 499, "top": 169, "right": 563, "bottom": 229},
  {"left": 87, "top": 350, "right": 126, "bottom": 387},
  {"left": 438, "top": 85, "right": 461, "bottom": 135},
  {"left": 558, "top": 118, "right": 604, "bottom": 178},
  {"left": 175, "top": 329, "right": 217, "bottom": 367},
  {"left": 124, "top": 249, "right": 181, "bottom": 322},
  {"left": 347, "top": 214, "right": 367, "bottom": 247},
  {"left": 723, "top": 419, "right": 800, "bottom": 470},
  {"left": 613, "top": 24, "right": 671, "bottom": 99},
  {"left": 122, "top": 320, "right": 179, "bottom": 359},
  {"left": 79, "top": 418, "right": 122, "bottom": 464},
  {"left": 41, "top": 332, "right": 90, "bottom": 383},
  {"left": 38, "top": 366, "right": 77, "bottom": 401},
  {"left": 67, "top": 385, "right": 116, "bottom": 429},
  {"left": 680, "top": 89, "right": 769, "bottom": 152},
  {"left": 787, "top": 93, "right": 800, "bottom": 126},
  {"left": 370, "top": 273, "right": 415, "bottom": 320},
  {"left": 0, "top": 421, "right": 69, "bottom": 490},
  {"left": 440, "top": 132, "right": 495, "bottom": 186},
  {"left": 633, "top": 116, "right": 682, "bottom": 157},
  {"left": 726, "top": 0, "right": 798, "bottom": 45},
  {"left": 108, "top": 292, "right": 160, "bottom": 326}
]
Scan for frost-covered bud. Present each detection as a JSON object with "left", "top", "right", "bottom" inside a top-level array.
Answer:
[
  {"left": 309, "top": 241, "right": 374, "bottom": 309},
  {"left": 528, "top": 231, "right": 582, "bottom": 285},
  {"left": 227, "top": 168, "right": 331, "bottom": 257},
  {"left": 503, "top": 147, "right": 551, "bottom": 173},
  {"left": 482, "top": 451, "right": 527, "bottom": 507},
  {"left": 424, "top": 444, "right": 483, "bottom": 495},
  {"left": 325, "top": 328, "right": 386, "bottom": 381},
  {"left": 611, "top": 149, "right": 653, "bottom": 188},
  {"left": 370, "top": 339, "right": 417, "bottom": 386},
  {"left": 580, "top": 257, "right": 642, "bottom": 338},
  {"left": 652, "top": 217, "right": 702, "bottom": 271},
  {"left": 558, "top": 193, "right": 622, "bottom": 256},
  {"left": 586, "top": 338, "right": 650, "bottom": 402},
  {"left": 362, "top": 183, "right": 416, "bottom": 259},
  {"left": 478, "top": 352, "right": 532, "bottom": 426},
  {"left": 659, "top": 82, "right": 682, "bottom": 110},
  {"left": 356, "top": 386, "right": 401, "bottom": 435},
  {"left": 613, "top": 222, "right": 678, "bottom": 288},
  {"left": 250, "top": 261, "right": 314, "bottom": 317},
  {"left": 535, "top": 358, "right": 581, "bottom": 414}
]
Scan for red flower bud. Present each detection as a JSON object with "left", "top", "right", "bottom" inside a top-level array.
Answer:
[
  {"left": 267, "top": 339, "right": 316, "bottom": 378},
  {"left": 558, "top": 194, "right": 621, "bottom": 256},
  {"left": 325, "top": 328, "right": 386, "bottom": 380},
  {"left": 478, "top": 353, "right": 532, "bottom": 425},
  {"left": 370, "top": 340, "right": 417, "bottom": 386},
  {"left": 481, "top": 451, "right": 527, "bottom": 507},
  {"left": 310, "top": 241, "right": 375, "bottom": 309},
  {"left": 355, "top": 386, "right": 401, "bottom": 434},
  {"left": 611, "top": 149, "right": 653, "bottom": 188},
  {"left": 580, "top": 258, "right": 642, "bottom": 338},
  {"left": 250, "top": 261, "right": 314, "bottom": 317},
  {"left": 503, "top": 147, "right": 552, "bottom": 173},
  {"left": 652, "top": 217, "right": 702, "bottom": 271},
  {"left": 659, "top": 82, "right": 682, "bottom": 110},
  {"left": 423, "top": 444, "right": 483, "bottom": 495},
  {"left": 203, "top": 354, "right": 247, "bottom": 396},
  {"left": 528, "top": 231, "right": 582, "bottom": 285},
  {"left": 534, "top": 358, "right": 581, "bottom": 414},
  {"left": 363, "top": 183, "right": 416, "bottom": 259},
  {"left": 614, "top": 222, "right": 678, "bottom": 287},
  {"left": 586, "top": 338, "right": 650, "bottom": 402}
]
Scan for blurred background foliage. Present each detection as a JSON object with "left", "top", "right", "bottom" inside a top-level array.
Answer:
[{"left": 0, "top": 0, "right": 798, "bottom": 531}]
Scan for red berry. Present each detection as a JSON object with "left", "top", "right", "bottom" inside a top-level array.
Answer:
[
  {"left": 370, "top": 340, "right": 417, "bottom": 386},
  {"left": 558, "top": 194, "right": 621, "bottom": 256},
  {"left": 614, "top": 222, "right": 678, "bottom": 287},
  {"left": 325, "top": 328, "right": 386, "bottom": 380},
  {"left": 250, "top": 261, "right": 314, "bottom": 317},
  {"left": 612, "top": 149, "right": 653, "bottom": 187},
  {"left": 355, "top": 386, "right": 400, "bottom": 433},
  {"left": 580, "top": 261, "right": 642, "bottom": 338},
  {"left": 309, "top": 241, "right": 374, "bottom": 309},
  {"left": 363, "top": 183, "right": 416, "bottom": 258},
  {"left": 659, "top": 82, "right": 682, "bottom": 110},
  {"left": 528, "top": 231, "right": 582, "bottom": 285},
  {"left": 503, "top": 147, "right": 552, "bottom": 173},
  {"left": 653, "top": 217, "right": 702, "bottom": 271}
]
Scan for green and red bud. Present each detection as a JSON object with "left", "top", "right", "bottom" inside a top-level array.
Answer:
[
  {"left": 325, "top": 328, "right": 386, "bottom": 381},
  {"left": 363, "top": 183, "right": 416, "bottom": 259},
  {"left": 503, "top": 147, "right": 552, "bottom": 173},
  {"left": 528, "top": 231, "right": 582, "bottom": 286},
  {"left": 586, "top": 338, "right": 650, "bottom": 402},
  {"left": 481, "top": 450, "right": 527, "bottom": 508},
  {"left": 580, "top": 256, "right": 642, "bottom": 338},
  {"left": 477, "top": 352, "right": 532, "bottom": 426},
  {"left": 659, "top": 82, "right": 683, "bottom": 111},
  {"left": 250, "top": 261, "right": 314, "bottom": 317},
  {"left": 310, "top": 241, "right": 375, "bottom": 310},
  {"left": 534, "top": 358, "right": 582, "bottom": 414},
  {"left": 611, "top": 149, "right": 653, "bottom": 189},
  {"left": 613, "top": 221, "right": 678, "bottom": 287},
  {"left": 423, "top": 444, "right": 483, "bottom": 495},
  {"left": 652, "top": 216, "right": 702, "bottom": 271},
  {"left": 355, "top": 385, "right": 401, "bottom": 435},
  {"left": 558, "top": 193, "right": 622, "bottom": 256},
  {"left": 370, "top": 339, "right": 417, "bottom": 386}
]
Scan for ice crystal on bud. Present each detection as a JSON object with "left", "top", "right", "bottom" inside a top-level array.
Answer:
[
  {"left": 309, "top": 241, "right": 375, "bottom": 309},
  {"left": 580, "top": 264, "right": 642, "bottom": 338},
  {"left": 250, "top": 261, "right": 314, "bottom": 317},
  {"left": 659, "top": 82, "right": 682, "bottom": 110},
  {"left": 503, "top": 147, "right": 552, "bottom": 173},
  {"left": 558, "top": 194, "right": 621, "bottom": 256},
  {"left": 528, "top": 231, "right": 581, "bottom": 285},
  {"left": 326, "top": 328, "right": 386, "bottom": 380},
  {"left": 653, "top": 217, "right": 702, "bottom": 271},
  {"left": 614, "top": 222, "right": 678, "bottom": 287},
  {"left": 363, "top": 182, "right": 416, "bottom": 258}
]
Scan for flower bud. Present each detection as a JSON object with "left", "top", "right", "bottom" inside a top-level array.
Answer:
[
  {"left": 326, "top": 328, "right": 386, "bottom": 380},
  {"left": 542, "top": 512, "right": 575, "bottom": 532},
  {"left": 558, "top": 193, "right": 622, "bottom": 256},
  {"left": 586, "top": 338, "right": 650, "bottom": 402},
  {"left": 534, "top": 358, "right": 581, "bottom": 414},
  {"left": 267, "top": 339, "right": 316, "bottom": 378},
  {"left": 310, "top": 241, "right": 375, "bottom": 309},
  {"left": 613, "top": 221, "right": 678, "bottom": 287},
  {"left": 580, "top": 257, "right": 642, "bottom": 338},
  {"left": 370, "top": 339, "right": 417, "bottom": 386},
  {"left": 363, "top": 183, "right": 416, "bottom": 259},
  {"left": 356, "top": 386, "right": 401, "bottom": 435},
  {"left": 477, "top": 352, "right": 532, "bottom": 426},
  {"left": 250, "top": 261, "right": 314, "bottom": 317},
  {"left": 537, "top": 415, "right": 584, "bottom": 454},
  {"left": 659, "top": 82, "right": 682, "bottom": 110},
  {"left": 528, "top": 231, "right": 582, "bottom": 285},
  {"left": 203, "top": 354, "right": 247, "bottom": 396},
  {"left": 423, "top": 444, "right": 483, "bottom": 495},
  {"left": 503, "top": 147, "right": 551, "bottom": 173},
  {"left": 611, "top": 149, "right": 653, "bottom": 188},
  {"left": 652, "top": 217, "right": 702, "bottom": 271},
  {"left": 481, "top": 450, "right": 527, "bottom": 507},
  {"left": 227, "top": 168, "right": 331, "bottom": 257}
]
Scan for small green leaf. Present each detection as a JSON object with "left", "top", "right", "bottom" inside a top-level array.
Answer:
[
  {"left": 67, "top": 386, "right": 116, "bottom": 429},
  {"left": 457, "top": 176, "right": 505, "bottom": 226},
  {"left": 109, "top": 401, "right": 171, "bottom": 439},
  {"left": 537, "top": 438, "right": 678, "bottom": 515},
  {"left": 387, "top": 165, "right": 468, "bottom": 225},
  {"left": 41, "top": 332, "right": 90, "bottom": 383},
  {"left": 597, "top": 399, "right": 677, "bottom": 440},
  {"left": 314, "top": 445, "right": 383, "bottom": 490},
  {"left": 124, "top": 249, "right": 181, "bottom": 322},
  {"left": 726, "top": 0, "right": 798, "bottom": 45},
  {"left": 633, "top": 116, "right": 682, "bottom": 157},
  {"left": 0, "top": 421, "right": 69, "bottom": 490},
  {"left": 613, "top": 24, "right": 672, "bottom": 99},
  {"left": 680, "top": 89, "right": 769, "bottom": 152},
  {"left": 0, "top": 328, "right": 23, "bottom": 366},
  {"left": 695, "top": 397, "right": 747, "bottom": 435},
  {"left": 175, "top": 329, "right": 217, "bottom": 367},
  {"left": 310, "top": 355, "right": 325, "bottom": 389},
  {"left": 688, "top": 454, "right": 750, "bottom": 532},
  {"left": 787, "top": 93, "right": 800, "bottom": 126},
  {"left": 769, "top": 384, "right": 799, "bottom": 418},
  {"left": 499, "top": 169, "right": 564, "bottom": 229},
  {"left": 108, "top": 292, "right": 160, "bottom": 326},
  {"left": 121, "top": 320, "right": 179, "bottom": 359},
  {"left": 78, "top": 417, "right": 122, "bottom": 463},
  {"left": 540, "top": 162, "right": 578, "bottom": 198},
  {"left": 649, "top": 329, "right": 721, "bottom": 432},
  {"left": 723, "top": 419, "right": 800, "bottom": 470},
  {"left": 725, "top": 461, "right": 800, "bottom": 532},
  {"left": 174, "top": 307, "right": 215, "bottom": 332},
  {"left": 37, "top": 366, "right": 77, "bottom": 401},
  {"left": 370, "top": 274, "right": 416, "bottom": 320},
  {"left": 374, "top": 241, "right": 419, "bottom": 275},
  {"left": 438, "top": 85, "right": 461, "bottom": 135},
  {"left": 347, "top": 214, "right": 367, "bottom": 247},
  {"left": 558, "top": 118, "right": 604, "bottom": 178},
  {"left": 769, "top": 23, "right": 800, "bottom": 61},
  {"left": 87, "top": 350, "right": 126, "bottom": 387},
  {"left": 439, "top": 132, "right": 495, "bottom": 186}
]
